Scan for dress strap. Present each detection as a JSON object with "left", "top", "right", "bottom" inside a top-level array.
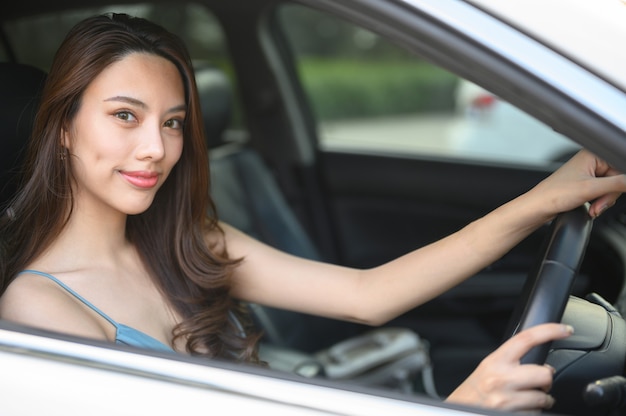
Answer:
[{"left": 19, "top": 269, "right": 119, "bottom": 328}]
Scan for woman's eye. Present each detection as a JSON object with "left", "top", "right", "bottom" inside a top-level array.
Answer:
[
  {"left": 115, "top": 111, "right": 137, "bottom": 122},
  {"left": 164, "top": 118, "right": 183, "bottom": 129}
]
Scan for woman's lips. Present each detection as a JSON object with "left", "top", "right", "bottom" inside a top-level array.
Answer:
[{"left": 120, "top": 171, "right": 159, "bottom": 189}]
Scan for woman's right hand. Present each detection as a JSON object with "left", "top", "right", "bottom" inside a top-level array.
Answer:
[{"left": 445, "top": 323, "right": 574, "bottom": 412}]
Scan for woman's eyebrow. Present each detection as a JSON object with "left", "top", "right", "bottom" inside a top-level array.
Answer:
[
  {"left": 104, "top": 95, "right": 147, "bottom": 108},
  {"left": 104, "top": 96, "right": 186, "bottom": 113}
]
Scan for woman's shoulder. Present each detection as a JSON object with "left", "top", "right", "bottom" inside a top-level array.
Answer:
[
  {"left": 0, "top": 271, "right": 74, "bottom": 321},
  {"left": 0, "top": 271, "right": 108, "bottom": 339},
  {"left": 1, "top": 269, "right": 56, "bottom": 304}
]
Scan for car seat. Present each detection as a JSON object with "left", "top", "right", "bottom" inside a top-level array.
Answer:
[
  {"left": 0, "top": 62, "right": 46, "bottom": 211},
  {"left": 196, "top": 63, "right": 438, "bottom": 395}
]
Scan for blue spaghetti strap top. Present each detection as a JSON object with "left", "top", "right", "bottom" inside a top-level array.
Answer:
[{"left": 19, "top": 270, "right": 174, "bottom": 353}]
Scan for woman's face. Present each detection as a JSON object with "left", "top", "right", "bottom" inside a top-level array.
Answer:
[{"left": 64, "top": 52, "right": 185, "bottom": 217}]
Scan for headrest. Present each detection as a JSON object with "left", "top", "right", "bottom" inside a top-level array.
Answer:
[
  {"left": 194, "top": 63, "right": 233, "bottom": 149},
  {"left": 0, "top": 62, "right": 47, "bottom": 208}
]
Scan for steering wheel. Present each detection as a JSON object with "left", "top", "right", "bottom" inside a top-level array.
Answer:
[{"left": 506, "top": 204, "right": 593, "bottom": 364}]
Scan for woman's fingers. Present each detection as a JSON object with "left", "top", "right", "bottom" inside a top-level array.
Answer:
[
  {"left": 532, "top": 149, "right": 626, "bottom": 218},
  {"left": 493, "top": 323, "right": 573, "bottom": 363},
  {"left": 589, "top": 192, "right": 619, "bottom": 218},
  {"left": 499, "top": 389, "right": 555, "bottom": 413},
  {"left": 446, "top": 323, "right": 573, "bottom": 412},
  {"left": 498, "top": 362, "right": 555, "bottom": 392},
  {"left": 588, "top": 174, "right": 626, "bottom": 217}
]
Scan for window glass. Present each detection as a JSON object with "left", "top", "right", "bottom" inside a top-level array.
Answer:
[{"left": 278, "top": 5, "right": 579, "bottom": 166}]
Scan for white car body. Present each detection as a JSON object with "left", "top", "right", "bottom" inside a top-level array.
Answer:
[{"left": 0, "top": 323, "right": 477, "bottom": 415}]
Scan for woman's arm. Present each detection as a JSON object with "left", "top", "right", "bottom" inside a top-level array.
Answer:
[{"left": 229, "top": 150, "right": 626, "bottom": 325}]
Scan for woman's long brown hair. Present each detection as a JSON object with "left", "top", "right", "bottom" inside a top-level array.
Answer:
[{"left": 0, "top": 13, "right": 259, "bottom": 362}]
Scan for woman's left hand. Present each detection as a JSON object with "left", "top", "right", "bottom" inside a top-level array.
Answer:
[{"left": 531, "top": 150, "right": 626, "bottom": 219}]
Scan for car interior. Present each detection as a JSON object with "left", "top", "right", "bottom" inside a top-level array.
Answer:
[
  {"left": 198, "top": 62, "right": 438, "bottom": 394},
  {"left": 3, "top": 1, "right": 626, "bottom": 413}
]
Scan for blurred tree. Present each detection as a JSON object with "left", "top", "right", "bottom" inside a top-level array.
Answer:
[{"left": 279, "top": 4, "right": 417, "bottom": 61}]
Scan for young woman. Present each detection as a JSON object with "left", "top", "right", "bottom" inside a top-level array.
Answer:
[{"left": 1, "top": 13, "right": 625, "bottom": 412}]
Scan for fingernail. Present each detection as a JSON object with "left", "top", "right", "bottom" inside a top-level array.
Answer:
[
  {"left": 598, "top": 204, "right": 609, "bottom": 216},
  {"left": 546, "top": 394, "right": 555, "bottom": 409},
  {"left": 591, "top": 204, "right": 606, "bottom": 218},
  {"left": 545, "top": 364, "right": 556, "bottom": 374},
  {"left": 594, "top": 202, "right": 615, "bottom": 218},
  {"left": 563, "top": 324, "right": 574, "bottom": 335}
]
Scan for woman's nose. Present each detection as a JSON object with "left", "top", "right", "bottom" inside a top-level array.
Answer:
[{"left": 136, "top": 124, "right": 165, "bottom": 161}]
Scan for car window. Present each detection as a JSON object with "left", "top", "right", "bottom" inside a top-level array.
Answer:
[
  {"left": 2, "top": 2, "right": 243, "bottom": 127},
  {"left": 277, "top": 4, "right": 580, "bottom": 167}
]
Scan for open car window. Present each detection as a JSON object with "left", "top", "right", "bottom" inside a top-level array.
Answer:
[{"left": 277, "top": 4, "right": 580, "bottom": 167}]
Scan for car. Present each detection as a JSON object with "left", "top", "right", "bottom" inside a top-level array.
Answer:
[
  {"left": 2, "top": 0, "right": 626, "bottom": 415},
  {"left": 451, "top": 80, "right": 582, "bottom": 164}
]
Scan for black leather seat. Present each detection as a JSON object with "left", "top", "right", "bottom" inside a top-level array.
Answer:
[
  {"left": 0, "top": 62, "right": 47, "bottom": 211},
  {"left": 196, "top": 64, "right": 322, "bottom": 263}
]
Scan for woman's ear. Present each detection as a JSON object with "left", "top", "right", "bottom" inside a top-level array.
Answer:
[{"left": 61, "top": 125, "right": 71, "bottom": 150}]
